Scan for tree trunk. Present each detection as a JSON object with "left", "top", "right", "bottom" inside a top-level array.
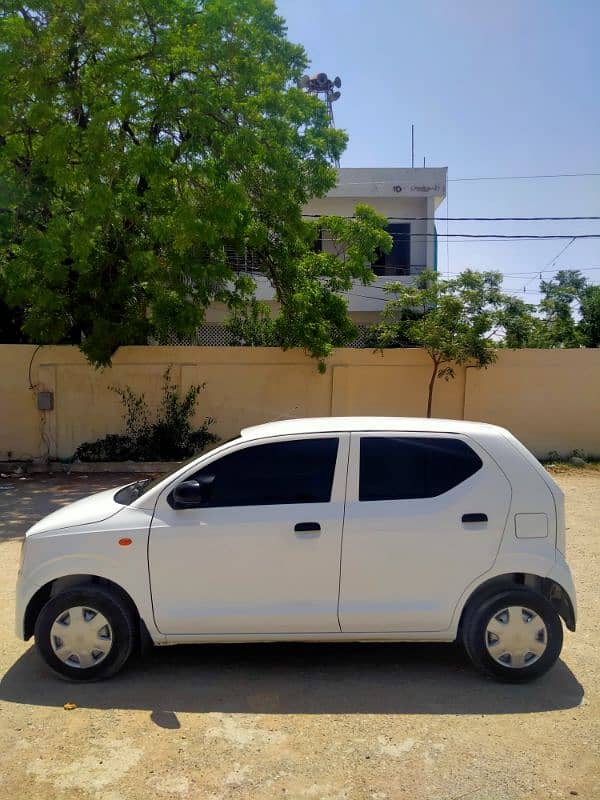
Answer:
[{"left": 426, "top": 360, "right": 439, "bottom": 418}]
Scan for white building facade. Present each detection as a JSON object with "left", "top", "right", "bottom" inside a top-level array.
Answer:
[
  {"left": 200, "top": 166, "right": 447, "bottom": 335},
  {"left": 303, "top": 167, "right": 447, "bottom": 324}
]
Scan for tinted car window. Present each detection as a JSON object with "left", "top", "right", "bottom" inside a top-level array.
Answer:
[
  {"left": 359, "top": 437, "right": 482, "bottom": 501},
  {"left": 192, "top": 438, "right": 339, "bottom": 507}
]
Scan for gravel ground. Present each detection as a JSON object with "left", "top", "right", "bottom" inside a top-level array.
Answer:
[{"left": 0, "top": 470, "right": 598, "bottom": 800}]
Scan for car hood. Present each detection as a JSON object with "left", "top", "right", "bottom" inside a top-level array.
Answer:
[{"left": 26, "top": 486, "right": 127, "bottom": 537}]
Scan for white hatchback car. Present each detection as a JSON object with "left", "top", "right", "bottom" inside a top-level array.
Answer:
[{"left": 16, "top": 417, "right": 576, "bottom": 683}]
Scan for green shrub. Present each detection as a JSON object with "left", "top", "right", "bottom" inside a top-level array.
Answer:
[
  {"left": 571, "top": 448, "right": 587, "bottom": 462},
  {"left": 545, "top": 450, "right": 562, "bottom": 463},
  {"left": 74, "top": 368, "right": 218, "bottom": 462}
]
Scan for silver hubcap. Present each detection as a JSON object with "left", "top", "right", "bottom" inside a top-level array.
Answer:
[
  {"left": 50, "top": 606, "right": 113, "bottom": 669},
  {"left": 485, "top": 605, "right": 548, "bottom": 669}
]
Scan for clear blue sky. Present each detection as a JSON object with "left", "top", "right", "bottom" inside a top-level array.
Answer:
[{"left": 277, "top": 0, "right": 600, "bottom": 301}]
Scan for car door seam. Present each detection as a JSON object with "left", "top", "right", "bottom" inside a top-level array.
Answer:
[
  {"left": 147, "top": 491, "right": 166, "bottom": 636},
  {"left": 336, "top": 432, "right": 352, "bottom": 632}
]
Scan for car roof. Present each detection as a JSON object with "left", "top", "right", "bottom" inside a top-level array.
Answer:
[{"left": 240, "top": 416, "right": 506, "bottom": 440}]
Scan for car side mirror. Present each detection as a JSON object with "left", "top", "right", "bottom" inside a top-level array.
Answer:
[{"left": 168, "top": 476, "right": 213, "bottom": 509}]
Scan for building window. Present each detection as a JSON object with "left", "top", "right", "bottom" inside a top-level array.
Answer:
[
  {"left": 372, "top": 223, "right": 410, "bottom": 276},
  {"left": 313, "top": 227, "right": 323, "bottom": 253}
]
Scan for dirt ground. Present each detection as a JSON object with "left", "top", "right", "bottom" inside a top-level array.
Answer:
[{"left": 0, "top": 470, "right": 598, "bottom": 800}]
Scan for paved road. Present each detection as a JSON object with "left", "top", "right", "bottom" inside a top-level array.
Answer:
[
  {"left": 0, "top": 472, "right": 597, "bottom": 800},
  {"left": 0, "top": 473, "right": 151, "bottom": 543}
]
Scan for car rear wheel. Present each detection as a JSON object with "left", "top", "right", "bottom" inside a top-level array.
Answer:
[
  {"left": 462, "top": 588, "right": 563, "bottom": 682},
  {"left": 34, "top": 585, "right": 135, "bottom": 681}
]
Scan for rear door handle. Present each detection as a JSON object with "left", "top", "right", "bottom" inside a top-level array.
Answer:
[
  {"left": 462, "top": 513, "right": 488, "bottom": 523},
  {"left": 294, "top": 522, "right": 321, "bottom": 532}
]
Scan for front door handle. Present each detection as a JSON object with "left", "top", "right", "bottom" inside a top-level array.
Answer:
[
  {"left": 294, "top": 522, "right": 321, "bottom": 532},
  {"left": 462, "top": 513, "right": 488, "bottom": 523}
]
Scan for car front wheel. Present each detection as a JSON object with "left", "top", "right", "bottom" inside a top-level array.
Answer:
[
  {"left": 462, "top": 588, "right": 563, "bottom": 682},
  {"left": 34, "top": 585, "right": 135, "bottom": 681}
]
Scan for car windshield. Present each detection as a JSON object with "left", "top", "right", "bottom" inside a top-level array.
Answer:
[{"left": 113, "top": 438, "right": 241, "bottom": 505}]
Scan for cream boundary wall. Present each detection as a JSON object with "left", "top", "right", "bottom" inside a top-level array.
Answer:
[{"left": 1, "top": 345, "right": 599, "bottom": 460}]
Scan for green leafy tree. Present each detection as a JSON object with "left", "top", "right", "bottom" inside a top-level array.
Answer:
[
  {"left": 497, "top": 296, "right": 545, "bottom": 349},
  {"left": 494, "top": 269, "right": 594, "bottom": 350},
  {"left": 0, "top": 271, "right": 29, "bottom": 342},
  {"left": 223, "top": 206, "right": 391, "bottom": 367},
  {"left": 537, "top": 270, "right": 588, "bottom": 348},
  {"left": 375, "top": 270, "right": 507, "bottom": 417},
  {"left": 0, "top": 0, "right": 389, "bottom": 366},
  {"left": 579, "top": 285, "right": 600, "bottom": 347},
  {"left": 225, "top": 298, "right": 278, "bottom": 346}
]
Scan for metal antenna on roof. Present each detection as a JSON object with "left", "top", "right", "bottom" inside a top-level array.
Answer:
[{"left": 298, "top": 72, "right": 342, "bottom": 167}]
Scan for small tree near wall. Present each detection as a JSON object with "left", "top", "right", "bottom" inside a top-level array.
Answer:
[{"left": 374, "top": 270, "right": 508, "bottom": 417}]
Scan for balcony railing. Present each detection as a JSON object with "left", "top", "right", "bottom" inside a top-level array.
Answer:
[
  {"left": 224, "top": 246, "right": 264, "bottom": 274},
  {"left": 371, "top": 264, "right": 410, "bottom": 277},
  {"left": 224, "top": 247, "right": 424, "bottom": 278}
]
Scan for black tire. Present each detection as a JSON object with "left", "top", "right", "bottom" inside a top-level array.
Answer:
[
  {"left": 462, "top": 588, "right": 563, "bottom": 683},
  {"left": 34, "top": 585, "right": 136, "bottom": 681}
]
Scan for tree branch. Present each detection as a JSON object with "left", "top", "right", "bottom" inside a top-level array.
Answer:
[{"left": 121, "top": 119, "right": 140, "bottom": 146}]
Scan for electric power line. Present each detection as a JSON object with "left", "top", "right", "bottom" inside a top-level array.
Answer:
[
  {"left": 548, "top": 237, "right": 577, "bottom": 268},
  {"left": 343, "top": 281, "right": 599, "bottom": 303},
  {"left": 319, "top": 233, "right": 600, "bottom": 241},
  {"left": 303, "top": 214, "right": 600, "bottom": 221},
  {"left": 446, "top": 180, "right": 450, "bottom": 278},
  {"left": 332, "top": 172, "right": 600, "bottom": 187},
  {"left": 519, "top": 237, "right": 577, "bottom": 295},
  {"left": 449, "top": 172, "right": 600, "bottom": 182},
  {"left": 399, "top": 215, "right": 600, "bottom": 222},
  {"left": 444, "top": 239, "right": 600, "bottom": 244},
  {"left": 501, "top": 266, "right": 600, "bottom": 277}
]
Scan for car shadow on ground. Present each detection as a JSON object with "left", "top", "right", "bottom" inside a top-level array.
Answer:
[{"left": 0, "top": 641, "right": 583, "bottom": 716}]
